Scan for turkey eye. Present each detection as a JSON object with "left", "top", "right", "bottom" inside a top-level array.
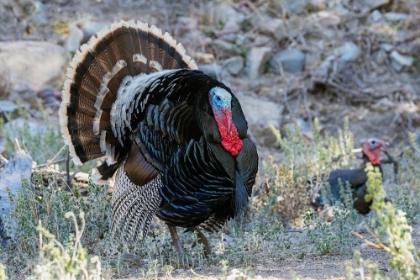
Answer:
[
  {"left": 371, "top": 140, "right": 376, "bottom": 144},
  {"left": 216, "top": 96, "right": 221, "bottom": 101}
]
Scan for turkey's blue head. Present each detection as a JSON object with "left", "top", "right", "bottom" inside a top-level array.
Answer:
[
  {"left": 209, "top": 87, "right": 243, "bottom": 156},
  {"left": 362, "top": 138, "right": 386, "bottom": 165}
]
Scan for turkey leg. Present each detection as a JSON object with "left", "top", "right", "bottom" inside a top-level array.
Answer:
[
  {"left": 188, "top": 227, "right": 211, "bottom": 257},
  {"left": 167, "top": 225, "right": 186, "bottom": 266}
]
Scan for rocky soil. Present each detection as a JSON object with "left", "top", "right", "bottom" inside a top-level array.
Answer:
[{"left": 0, "top": 0, "right": 420, "bottom": 278}]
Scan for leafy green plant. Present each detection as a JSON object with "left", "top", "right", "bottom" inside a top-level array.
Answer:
[
  {"left": 303, "top": 203, "right": 361, "bottom": 255},
  {"left": 2, "top": 172, "right": 112, "bottom": 276},
  {"left": 392, "top": 133, "right": 420, "bottom": 223},
  {"left": 348, "top": 162, "right": 420, "bottom": 279},
  {"left": 0, "top": 264, "right": 7, "bottom": 280},
  {"left": 28, "top": 212, "right": 102, "bottom": 280},
  {"left": 0, "top": 103, "right": 98, "bottom": 173},
  {"left": 0, "top": 102, "right": 64, "bottom": 166}
]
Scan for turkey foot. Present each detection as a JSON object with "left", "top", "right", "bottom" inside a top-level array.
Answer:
[{"left": 187, "top": 227, "right": 211, "bottom": 257}]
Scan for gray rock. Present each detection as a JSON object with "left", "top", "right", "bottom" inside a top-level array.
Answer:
[
  {"left": 334, "top": 2, "right": 352, "bottom": 17},
  {"left": 5, "top": 118, "right": 48, "bottom": 139},
  {"left": 374, "top": 49, "right": 387, "bottom": 65},
  {"left": 0, "top": 41, "right": 70, "bottom": 93},
  {"left": 257, "top": 18, "right": 287, "bottom": 41},
  {"left": 270, "top": 49, "right": 306, "bottom": 74},
  {"left": 314, "top": 42, "right": 360, "bottom": 79},
  {"left": 394, "top": 30, "right": 410, "bottom": 42},
  {"left": 64, "top": 25, "right": 84, "bottom": 53},
  {"left": 390, "top": 50, "right": 413, "bottom": 72},
  {"left": 236, "top": 94, "right": 283, "bottom": 148},
  {"left": 358, "top": 0, "right": 390, "bottom": 12},
  {"left": 0, "top": 100, "right": 17, "bottom": 113},
  {"left": 33, "top": 1, "right": 45, "bottom": 12},
  {"left": 384, "top": 12, "right": 408, "bottom": 22},
  {"left": 380, "top": 43, "right": 393, "bottom": 52},
  {"left": 246, "top": 47, "right": 272, "bottom": 79},
  {"left": 198, "top": 64, "right": 222, "bottom": 79},
  {"left": 316, "top": 11, "right": 341, "bottom": 27},
  {"left": 212, "top": 2, "right": 244, "bottom": 25},
  {"left": 283, "top": 0, "right": 309, "bottom": 14},
  {"left": 334, "top": 42, "right": 361, "bottom": 72},
  {"left": 29, "top": 1, "right": 48, "bottom": 24},
  {"left": 212, "top": 39, "right": 239, "bottom": 57},
  {"left": 335, "top": 42, "right": 360, "bottom": 62},
  {"left": 0, "top": 147, "right": 33, "bottom": 243},
  {"left": 252, "top": 35, "right": 273, "bottom": 47},
  {"left": 80, "top": 21, "right": 107, "bottom": 44},
  {"left": 222, "top": 56, "right": 244, "bottom": 76},
  {"left": 370, "top": 10, "right": 383, "bottom": 22}
]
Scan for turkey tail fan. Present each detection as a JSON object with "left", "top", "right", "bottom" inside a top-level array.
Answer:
[{"left": 59, "top": 20, "right": 197, "bottom": 183}]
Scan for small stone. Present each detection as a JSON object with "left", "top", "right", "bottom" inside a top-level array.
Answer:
[
  {"left": 283, "top": 0, "right": 309, "bottom": 14},
  {"left": 252, "top": 35, "right": 272, "bottom": 47},
  {"left": 80, "top": 21, "right": 107, "bottom": 44},
  {"left": 246, "top": 47, "right": 272, "bottom": 78},
  {"left": 198, "top": 64, "right": 222, "bottom": 79},
  {"left": 212, "top": 39, "right": 239, "bottom": 56},
  {"left": 384, "top": 12, "right": 408, "bottom": 22},
  {"left": 380, "top": 43, "right": 393, "bottom": 52},
  {"left": 236, "top": 94, "right": 282, "bottom": 148},
  {"left": 30, "top": 1, "right": 48, "bottom": 24},
  {"left": 370, "top": 10, "right": 383, "bottom": 22},
  {"left": 390, "top": 50, "right": 413, "bottom": 72},
  {"left": 359, "top": 0, "right": 390, "bottom": 12},
  {"left": 222, "top": 56, "right": 244, "bottom": 76},
  {"left": 317, "top": 11, "right": 341, "bottom": 27},
  {"left": 374, "top": 50, "right": 387, "bottom": 65},
  {"left": 335, "top": 42, "right": 360, "bottom": 62},
  {"left": 212, "top": 2, "right": 244, "bottom": 25},
  {"left": 270, "top": 49, "right": 306, "bottom": 74},
  {"left": 37, "top": 88, "right": 60, "bottom": 109},
  {"left": 64, "top": 25, "right": 84, "bottom": 53},
  {"left": 334, "top": 42, "right": 360, "bottom": 72},
  {"left": 218, "top": 22, "right": 239, "bottom": 36},
  {"left": 257, "top": 18, "right": 287, "bottom": 41},
  {"left": 220, "top": 33, "right": 237, "bottom": 43}
]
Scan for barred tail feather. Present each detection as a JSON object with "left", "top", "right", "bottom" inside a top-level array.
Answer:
[
  {"left": 198, "top": 215, "right": 226, "bottom": 233},
  {"left": 59, "top": 20, "right": 197, "bottom": 183},
  {"left": 111, "top": 167, "right": 162, "bottom": 243}
]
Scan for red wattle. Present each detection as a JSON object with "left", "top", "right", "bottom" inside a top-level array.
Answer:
[
  {"left": 214, "top": 109, "right": 243, "bottom": 156},
  {"left": 363, "top": 143, "right": 382, "bottom": 165}
]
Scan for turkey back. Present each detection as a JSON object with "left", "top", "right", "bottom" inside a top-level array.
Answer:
[{"left": 59, "top": 20, "right": 197, "bottom": 179}]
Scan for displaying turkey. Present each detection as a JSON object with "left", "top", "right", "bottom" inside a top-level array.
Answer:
[
  {"left": 309, "top": 138, "right": 386, "bottom": 215},
  {"left": 59, "top": 20, "right": 258, "bottom": 260}
]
